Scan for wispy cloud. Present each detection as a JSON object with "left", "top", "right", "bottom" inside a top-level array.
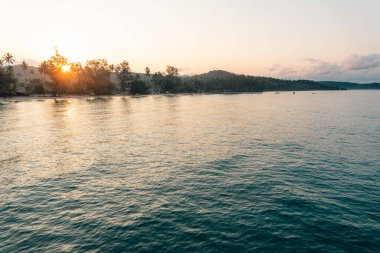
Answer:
[
  {"left": 303, "top": 58, "right": 342, "bottom": 76},
  {"left": 269, "top": 54, "right": 380, "bottom": 82},
  {"left": 341, "top": 54, "right": 380, "bottom": 71},
  {"left": 269, "top": 64, "right": 297, "bottom": 76},
  {"left": 269, "top": 64, "right": 280, "bottom": 72}
]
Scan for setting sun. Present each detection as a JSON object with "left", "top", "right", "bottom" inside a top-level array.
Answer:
[{"left": 62, "top": 65, "right": 70, "bottom": 72}]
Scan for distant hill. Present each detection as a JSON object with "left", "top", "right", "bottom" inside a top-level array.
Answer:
[
  {"left": 194, "top": 70, "right": 235, "bottom": 80},
  {"left": 319, "top": 81, "right": 380, "bottom": 90},
  {"left": 9, "top": 66, "right": 379, "bottom": 93},
  {"left": 193, "top": 70, "right": 380, "bottom": 91},
  {"left": 12, "top": 65, "right": 48, "bottom": 83},
  {"left": 183, "top": 70, "right": 342, "bottom": 92}
]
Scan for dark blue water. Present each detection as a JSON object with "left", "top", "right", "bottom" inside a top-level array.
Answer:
[{"left": 1, "top": 91, "right": 380, "bottom": 252}]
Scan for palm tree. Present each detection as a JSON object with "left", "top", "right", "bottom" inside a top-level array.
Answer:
[
  {"left": 3, "top": 53, "right": 15, "bottom": 66},
  {"left": 144, "top": 67, "right": 154, "bottom": 92},
  {"left": 38, "top": 61, "right": 49, "bottom": 93},
  {"left": 1, "top": 53, "right": 16, "bottom": 96},
  {"left": 145, "top": 67, "right": 151, "bottom": 77},
  {"left": 21, "top": 61, "right": 28, "bottom": 85},
  {"left": 38, "top": 61, "right": 49, "bottom": 78},
  {"left": 116, "top": 60, "right": 131, "bottom": 95}
]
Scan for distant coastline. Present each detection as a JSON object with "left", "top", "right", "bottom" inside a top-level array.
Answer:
[
  {"left": 4, "top": 90, "right": 380, "bottom": 104},
  {"left": 2, "top": 51, "right": 379, "bottom": 98}
]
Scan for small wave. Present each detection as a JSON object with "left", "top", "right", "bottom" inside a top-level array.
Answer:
[{"left": 0, "top": 155, "right": 22, "bottom": 164}]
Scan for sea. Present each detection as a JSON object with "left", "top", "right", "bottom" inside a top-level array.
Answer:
[{"left": 1, "top": 91, "right": 379, "bottom": 252}]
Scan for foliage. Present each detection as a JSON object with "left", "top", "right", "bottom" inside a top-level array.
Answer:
[
  {"left": 180, "top": 72, "right": 341, "bottom": 93},
  {"left": 145, "top": 67, "right": 150, "bottom": 76},
  {"left": 151, "top": 66, "right": 181, "bottom": 93},
  {"left": 115, "top": 60, "right": 131, "bottom": 94},
  {"left": 84, "top": 59, "right": 114, "bottom": 95},
  {"left": 33, "top": 84, "right": 45, "bottom": 95},
  {"left": 20, "top": 79, "right": 44, "bottom": 95},
  {"left": 38, "top": 61, "right": 49, "bottom": 76},
  {"left": 68, "top": 62, "right": 86, "bottom": 94},
  {"left": 0, "top": 53, "right": 16, "bottom": 96},
  {"left": 2, "top": 50, "right": 343, "bottom": 97},
  {"left": 22, "top": 61, "right": 28, "bottom": 72},
  {"left": 130, "top": 80, "right": 149, "bottom": 95},
  {"left": 45, "top": 50, "right": 69, "bottom": 96}
]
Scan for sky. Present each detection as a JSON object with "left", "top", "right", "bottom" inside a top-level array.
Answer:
[{"left": 1, "top": 0, "right": 380, "bottom": 82}]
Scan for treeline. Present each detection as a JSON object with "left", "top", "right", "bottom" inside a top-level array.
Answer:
[
  {"left": 37, "top": 51, "right": 188, "bottom": 96},
  {"left": 0, "top": 50, "right": 182, "bottom": 96},
  {"left": 1, "top": 51, "right": 341, "bottom": 97},
  {"left": 181, "top": 72, "right": 341, "bottom": 93},
  {"left": 37, "top": 51, "right": 155, "bottom": 96},
  {"left": 319, "top": 81, "right": 380, "bottom": 90}
]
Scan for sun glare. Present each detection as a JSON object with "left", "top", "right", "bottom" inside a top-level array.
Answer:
[{"left": 62, "top": 65, "right": 70, "bottom": 72}]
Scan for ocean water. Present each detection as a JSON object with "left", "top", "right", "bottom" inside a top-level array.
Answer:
[{"left": 0, "top": 91, "right": 379, "bottom": 252}]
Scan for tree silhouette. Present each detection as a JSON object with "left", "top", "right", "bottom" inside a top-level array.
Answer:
[
  {"left": 45, "top": 50, "right": 69, "bottom": 96},
  {"left": 162, "top": 66, "right": 180, "bottom": 92},
  {"left": 70, "top": 62, "right": 85, "bottom": 93},
  {"left": 84, "top": 59, "right": 113, "bottom": 95},
  {"left": 38, "top": 60, "right": 49, "bottom": 87},
  {"left": 145, "top": 67, "right": 151, "bottom": 77},
  {"left": 130, "top": 80, "right": 149, "bottom": 95},
  {"left": 21, "top": 61, "right": 28, "bottom": 84},
  {"left": 0, "top": 53, "right": 16, "bottom": 96},
  {"left": 166, "top": 65, "right": 178, "bottom": 77},
  {"left": 115, "top": 60, "right": 131, "bottom": 95},
  {"left": 3, "top": 53, "right": 15, "bottom": 66},
  {"left": 38, "top": 61, "right": 48, "bottom": 75}
]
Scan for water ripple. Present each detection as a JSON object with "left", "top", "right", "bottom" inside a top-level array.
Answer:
[{"left": 1, "top": 92, "right": 380, "bottom": 252}]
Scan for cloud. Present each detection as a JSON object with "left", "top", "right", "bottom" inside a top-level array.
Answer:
[
  {"left": 269, "top": 53, "right": 380, "bottom": 82},
  {"left": 269, "top": 64, "right": 280, "bottom": 72},
  {"left": 303, "top": 58, "right": 342, "bottom": 76},
  {"left": 269, "top": 64, "right": 297, "bottom": 76},
  {"left": 341, "top": 54, "right": 380, "bottom": 71},
  {"left": 278, "top": 67, "right": 297, "bottom": 76},
  {"left": 304, "top": 58, "right": 319, "bottom": 64}
]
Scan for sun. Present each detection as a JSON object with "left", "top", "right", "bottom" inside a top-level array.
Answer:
[{"left": 62, "top": 65, "right": 71, "bottom": 72}]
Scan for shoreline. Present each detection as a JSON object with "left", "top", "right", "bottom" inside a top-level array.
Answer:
[
  {"left": 0, "top": 90, "right": 329, "bottom": 101},
  {"left": 3, "top": 89, "right": 380, "bottom": 103},
  {"left": 3, "top": 90, "right": 378, "bottom": 104}
]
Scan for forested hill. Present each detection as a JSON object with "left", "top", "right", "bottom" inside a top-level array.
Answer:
[
  {"left": 319, "top": 81, "right": 380, "bottom": 90},
  {"left": 181, "top": 70, "right": 342, "bottom": 92}
]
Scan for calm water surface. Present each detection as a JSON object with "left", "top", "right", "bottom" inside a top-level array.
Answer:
[{"left": 1, "top": 91, "right": 380, "bottom": 252}]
